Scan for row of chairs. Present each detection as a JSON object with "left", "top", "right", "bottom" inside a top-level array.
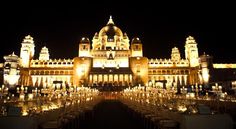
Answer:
[
  {"left": 38, "top": 97, "right": 103, "bottom": 129},
  {"left": 119, "top": 98, "right": 179, "bottom": 129}
]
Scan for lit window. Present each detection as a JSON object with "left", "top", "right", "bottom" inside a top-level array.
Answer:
[{"left": 107, "top": 37, "right": 114, "bottom": 42}]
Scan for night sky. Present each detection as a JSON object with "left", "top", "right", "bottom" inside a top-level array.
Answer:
[{"left": 0, "top": 2, "right": 235, "bottom": 63}]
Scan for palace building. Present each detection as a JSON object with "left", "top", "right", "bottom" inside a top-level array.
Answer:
[{"left": 1, "top": 16, "right": 236, "bottom": 90}]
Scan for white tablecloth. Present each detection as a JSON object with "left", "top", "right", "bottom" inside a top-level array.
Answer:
[
  {"left": 0, "top": 108, "right": 62, "bottom": 129},
  {"left": 161, "top": 110, "right": 233, "bottom": 129}
]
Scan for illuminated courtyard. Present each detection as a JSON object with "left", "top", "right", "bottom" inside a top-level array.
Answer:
[{"left": 1, "top": 16, "right": 236, "bottom": 129}]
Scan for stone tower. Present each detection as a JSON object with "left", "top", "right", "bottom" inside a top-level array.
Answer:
[
  {"left": 131, "top": 37, "right": 143, "bottom": 57},
  {"left": 39, "top": 46, "right": 50, "bottom": 60},
  {"left": 20, "top": 35, "right": 35, "bottom": 67},
  {"left": 78, "top": 37, "right": 91, "bottom": 57},
  {"left": 171, "top": 47, "right": 181, "bottom": 62},
  {"left": 185, "top": 36, "right": 199, "bottom": 67}
]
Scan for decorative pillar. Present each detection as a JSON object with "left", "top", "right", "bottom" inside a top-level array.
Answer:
[
  {"left": 32, "top": 76, "right": 37, "bottom": 86},
  {"left": 89, "top": 74, "right": 92, "bottom": 84},
  {"left": 122, "top": 74, "right": 125, "bottom": 86},
  {"left": 175, "top": 75, "right": 178, "bottom": 84},
  {"left": 179, "top": 75, "right": 182, "bottom": 86},
  {"left": 118, "top": 74, "right": 120, "bottom": 84}
]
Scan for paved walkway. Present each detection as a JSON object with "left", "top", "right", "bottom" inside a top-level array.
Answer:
[{"left": 80, "top": 100, "right": 145, "bottom": 129}]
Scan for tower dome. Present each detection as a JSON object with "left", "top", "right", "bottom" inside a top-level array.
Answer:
[
  {"left": 92, "top": 16, "right": 130, "bottom": 50},
  {"left": 98, "top": 16, "right": 123, "bottom": 37},
  {"left": 131, "top": 37, "right": 142, "bottom": 44},
  {"left": 80, "top": 37, "right": 90, "bottom": 44}
]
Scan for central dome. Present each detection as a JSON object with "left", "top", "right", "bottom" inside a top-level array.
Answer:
[{"left": 98, "top": 16, "right": 123, "bottom": 37}]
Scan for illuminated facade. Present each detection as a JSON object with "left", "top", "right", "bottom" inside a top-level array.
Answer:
[
  {"left": 3, "top": 52, "right": 20, "bottom": 87},
  {"left": 1, "top": 16, "right": 236, "bottom": 89}
]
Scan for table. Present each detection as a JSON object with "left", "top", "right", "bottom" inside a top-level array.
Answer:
[{"left": 161, "top": 110, "right": 233, "bottom": 129}]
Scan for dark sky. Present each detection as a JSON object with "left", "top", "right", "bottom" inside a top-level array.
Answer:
[{"left": 0, "top": 2, "right": 235, "bottom": 63}]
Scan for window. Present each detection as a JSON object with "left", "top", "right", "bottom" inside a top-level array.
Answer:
[
  {"left": 84, "top": 45, "right": 89, "bottom": 50},
  {"left": 108, "top": 53, "right": 113, "bottom": 60},
  {"left": 4, "top": 63, "right": 11, "bottom": 68},
  {"left": 81, "top": 45, "right": 88, "bottom": 50},
  {"left": 107, "top": 36, "right": 114, "bottom": 42},
  {"left": 136, "top": 64, "right": 140, "bottom": 73},
  {"left": 106, "top": 46, "right": 112, "bottom": 50},
  {"left": 134, "top": 45, "right": 140, "bottom": 51},
  {"left": 107, "top": 38, "right": 114, "bottom": 42}
]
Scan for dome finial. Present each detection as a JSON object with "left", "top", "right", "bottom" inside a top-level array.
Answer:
[{"left": 107, "top": 15, "right": 114, "bottom": 25}]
